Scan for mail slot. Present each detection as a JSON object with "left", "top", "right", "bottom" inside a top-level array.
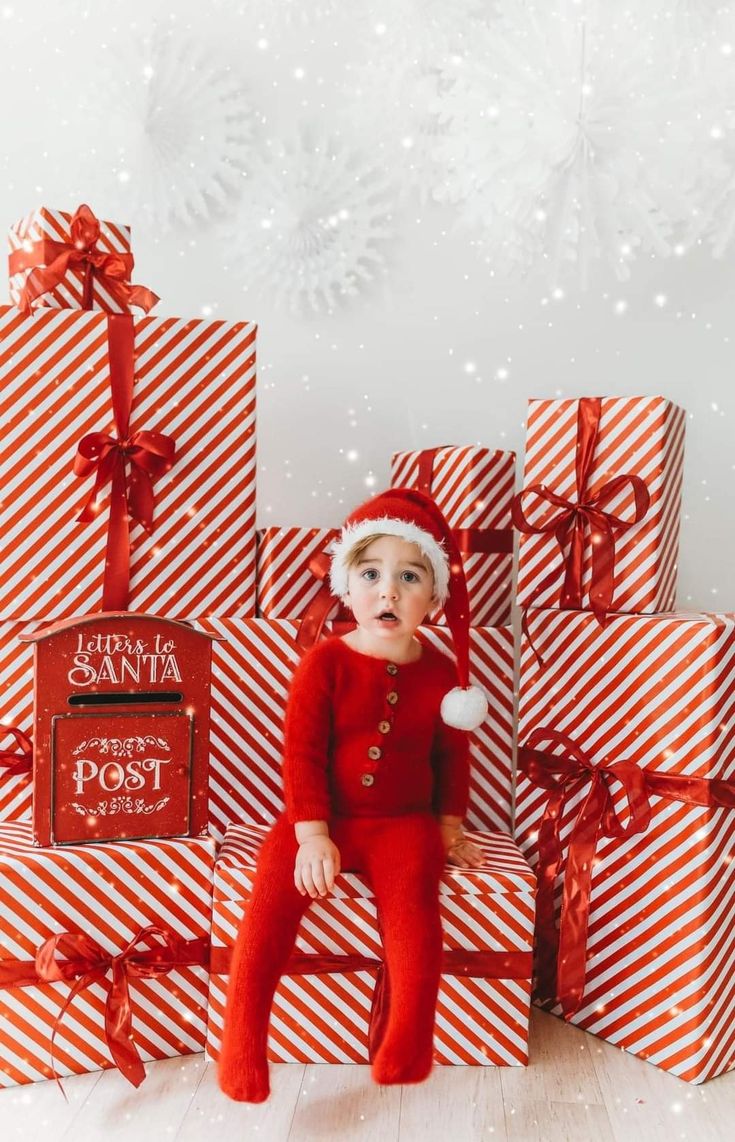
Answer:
[{"left": 21, "top": 613, "right": 220, "bottom": 847}]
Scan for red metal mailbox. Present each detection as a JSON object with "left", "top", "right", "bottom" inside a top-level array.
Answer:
[{"left": 21, "top": 613, "right": 220, "bottom": 847}]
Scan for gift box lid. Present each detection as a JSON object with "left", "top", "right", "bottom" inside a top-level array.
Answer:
[
  {"left": 216, "top": 821, "right": 536, "bottom": 902},
  {"left": 0, "top": 820, "right": 215, "bottom": 958}
]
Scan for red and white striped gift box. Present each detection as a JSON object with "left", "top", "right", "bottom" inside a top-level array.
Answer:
[
  {"left": 205, "top": 822, "right": 534, "bottom": 1067},
  {"left": 390, "top": 446, "right": 516, "bottom": 627},
  {"left": 0, "top": 821, "right": 215, "bottom": 1085},
  {"left": 515, "top": 397, "right": 685, "bottom": 614},
  {"left": 0, "top": 622, "right": 35, "bottom": 822},
  {"left": 8, "top": 206, "right": 133, "bottom": 313},
  {"left": 256, "top": 526, "right": 340, "bottom": 619},
  {"left": 194, "top": 618, "right": 515, "bottom": 843},
  {"left": 0, "top": 306, "right": 257, "bottom": 619},
  {"left": 514, "top": 608, "right": 735, "bottom": 1084}
]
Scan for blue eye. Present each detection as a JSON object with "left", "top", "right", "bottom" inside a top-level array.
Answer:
[
  {"left": 361, "top": 568, "right": 379, "bottom": 581},
  {"left": 401, "top": 570, "right": 420, "bottom": 583}
]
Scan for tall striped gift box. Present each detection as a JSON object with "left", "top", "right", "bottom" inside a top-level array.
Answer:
[
  {"left": 514, "top": 396, "right": 685, "bottom": 615},
  {"left": 514, "top": 609, "right": 735, "bottom": 1084},
  {"left": 256, "top": 526, "right": 340, "bottom": 619},
  {"left": 0, "top": 305, "right": 257, "bottom": 619},
  {"left": 194, "top": 618, "right": 516, "bottom": 843},
  {"left": 205, "top": 822, "right": 535, "bottom": 1067},
  {"left": 0, "top": 623, "right": 35, "bottom": 822},
  {"left": 8, "top": 205, "right": 136, "bottom": 314},
  {"left": 390, "top": 446, "right": 515, "bottom": 627},
  {"left": 0, "top": 822, "right": 215, "bottom": 1086}
]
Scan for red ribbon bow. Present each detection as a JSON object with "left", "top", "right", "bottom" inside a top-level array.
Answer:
[
  {"left": 28, "top": 925, "right": 209, "bottom": 1089},
  {"left": 10, "top": 204, "right": 159, "bottom": 316},
  {"left": 0, "top": 724, "right": 33, "bottom": 776},
  {"left": 73, "top": 315, "right": 175, "bottom": 611},
  {"left": 512, "top": 398, "right": 650, "bottom": 627},
  {"left": 519, "top": 728, "right": 735, "bottom": 1020}
]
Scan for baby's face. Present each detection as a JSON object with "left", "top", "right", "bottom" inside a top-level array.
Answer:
[{"left": 345, "top": 534, "right": 435, "bottom": 641}]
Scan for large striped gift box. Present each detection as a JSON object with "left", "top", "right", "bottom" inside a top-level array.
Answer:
[
  {"left": 514, "top": 609, "right": 735, "bottom": 1084},
  {"left": 256, "top": 526, "right": 340, "bottom": 619},
  {"left": 194, "top": 618, "right": 515, "bottom": 843},
  {"left": 390, "top": 446, "right": 516, "bottom": 627},
  {"left": 205, "top": 822, "right": 534, "bottom": 1067},
  {"left": 0, "top": 623, "right": 35, "bottom": 822},
  {"left": 515, "top": 396, "right": 685, "bottom": 615},
  {"left": 0, "top": 305, "right": 257, "bottom": 619},
  {"left": 8, "top": 206, "right": 134, "bottom": 313},
  {"left": 0, "top": 822, "right": 215, "bottom": 1086}
]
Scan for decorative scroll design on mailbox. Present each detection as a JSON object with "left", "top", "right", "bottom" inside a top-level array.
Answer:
[
  {"left": 70, "top": 796, "right": 171, "bottom": 817},
  {"left": 72, "top": 736, "right": 171, "bottom": 756}
]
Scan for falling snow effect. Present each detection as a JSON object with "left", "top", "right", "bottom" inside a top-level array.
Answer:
[{"left": 226, "top": 130, "right": 396, "bottom": 313}]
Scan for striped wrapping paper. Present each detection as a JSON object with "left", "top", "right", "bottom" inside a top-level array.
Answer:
[
  {"left": 514, "top": 609, "right": 735, "bottom": 1084},
  {"left": 194, "top": 618, "right": 515, "bottom": 843},
  {"left": 515, "top": 396, "right": 685, "bottom": 614},
  {"left": 0, "top": 305, "right": 257, "bottom": 619},
  {"left": 8, "top": 206, "right": 133, "bottom": 313},
  {"left": 205, "top": 822, "right": 534, "bottom": 1067},
  {"left": 390, "top": 446, "right": 516, "bottom": 627},
  {"left": 0, "top": 622, "right": 35, "bottom": 822},
  {"left": 256, "top": 526, "right": 339, "bottom": 619},
  {"left": 0, "top": 822, "right": 215, "bottom": 1085}
]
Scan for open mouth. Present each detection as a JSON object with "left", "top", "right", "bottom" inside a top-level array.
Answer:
[{"left": 378, "top": 611, "right": 398, "bottom": 623}]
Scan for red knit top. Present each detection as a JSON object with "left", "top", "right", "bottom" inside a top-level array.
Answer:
[{"left": 283, "top": 637, "right": 470, "bottom": 823}]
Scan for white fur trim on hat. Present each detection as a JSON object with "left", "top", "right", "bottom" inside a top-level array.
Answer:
[{"left": 328, "top": 516, "right": 450, "bottom": 603}]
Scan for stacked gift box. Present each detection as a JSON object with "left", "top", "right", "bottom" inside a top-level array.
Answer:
[
  {"left": 511, "top": 395, "right": 735, "bottom": 1085},
  {"left": 0, "top": 204, "right": 255, "bottom": 1085},
  {"left": 0, "top": 204, "right": 537, "bottom": 1086},
  {"left": 201, "top": 442, "right": 537, "bottom": 1067}
]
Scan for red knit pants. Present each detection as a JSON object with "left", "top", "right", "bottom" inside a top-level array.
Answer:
[{"left": 219, "top": 812, "right": 445, "bottom": 1102}]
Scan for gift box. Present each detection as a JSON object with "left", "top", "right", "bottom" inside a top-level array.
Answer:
[
  {"left": 0, "top": 306, "right": 257, "bottom": 619},
  {"left": 205, "top": 822, "right": 534, "bottom": 1066},
  {"left": 0, "top": 822, "right": 215, "bottom": 1085},
  {"left": 8, "top": 204, "right": 150, "bottom": 315},
  {"left": 514, "top": 396, "right": 685, "bottom": 616},
  {"left": 514, "top": 608, "right": 735, "bottom": 1084},
  {"left": 390, "top": 446, "right": 515, "bottom": 627},
  {"left": 194, "top": 618, "right": 515, "bottom": 843},
  {"left": 256, "top": 526, "right": 340, "bottom": 619},
  {"left": 0, "top": 622, "right": 35, "bottom": 822}
]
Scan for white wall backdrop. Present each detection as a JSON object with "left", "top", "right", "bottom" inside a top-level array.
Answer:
[{"left": 1, "top": 0, "right": 734, "bottom": 608}]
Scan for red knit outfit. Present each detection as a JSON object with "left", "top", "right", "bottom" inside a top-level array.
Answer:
[{"left": 219, "top": 636, "right": 470, "bottom": 1102}]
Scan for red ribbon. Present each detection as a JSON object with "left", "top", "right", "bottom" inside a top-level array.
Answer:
[
  {"left": 0, "top": 926, "right": 209, "bottom": 1089},
  {"left": 209, "top": 945, "right": 532, "bottom": 1061},
  {"left": 10, "top": 204, "right": 159, "bottom": 316},
  {"left": 0, "top": 724, "right": 32, "bottom": 776},
  {"left": 295, "top": 551, "right": 353, "bottom": 650},
  {"left": 519, "top": 728, "right": 735, "bottom": 1020},
  {"left": 73, "top": 315, "right": 175, "bottom": 611},
  {"left": 512, "top": 398, "right": 650, "bottom": 629}
]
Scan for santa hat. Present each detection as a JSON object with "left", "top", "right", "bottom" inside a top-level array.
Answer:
[{"left": 328, "top": 487, "right": 488, "bottom": 732}]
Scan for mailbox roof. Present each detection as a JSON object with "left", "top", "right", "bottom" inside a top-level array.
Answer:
[{"left": 19, "top": 612, "right": 224, "bottom": 642}]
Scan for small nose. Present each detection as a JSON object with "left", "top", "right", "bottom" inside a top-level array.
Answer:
[{"left": 381, "top": 578, "right": 399, "bottom": 599}]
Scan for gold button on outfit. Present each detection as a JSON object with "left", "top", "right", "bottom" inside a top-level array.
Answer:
[
  {"left": 361, "top": 773, "right": 375, "bottom": 787},
  {"left": 386, "top": 691, "right": 398, "bottom": 705},
  {"left": 367, "top": 745, "right": 382, "bottom": 761},
  {"left": 378, "top": 720, "right": 391, "bottom": 734},
  {"left": 386, "top": 663, "right": 398, "bottom": 676}
]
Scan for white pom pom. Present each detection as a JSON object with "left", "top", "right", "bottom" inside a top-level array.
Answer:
[{"left": 440, "top": 685, "right": 488, "bottom": 731}]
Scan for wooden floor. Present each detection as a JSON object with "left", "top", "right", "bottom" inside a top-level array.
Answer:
[{"left": 1, "top": 1010, "right": 733, "bottom": 1142}]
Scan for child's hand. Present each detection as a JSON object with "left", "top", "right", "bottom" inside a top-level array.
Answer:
[
  {"left": 294, "top": 835, "right": 341, "bottom": 898},
  {"left": 439, "top": 822, "right": 485, "bottom": 869}
]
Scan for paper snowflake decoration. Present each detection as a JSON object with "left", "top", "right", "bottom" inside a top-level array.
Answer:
[
  {"left": 433, "top": 0, "right": 709, "bottom": 283},
  {"left": 226, "top": 130, "right": 395, "bottom": 313},
  {"left": 82, "top": 24, "right": 255, "bottom": 231}
]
